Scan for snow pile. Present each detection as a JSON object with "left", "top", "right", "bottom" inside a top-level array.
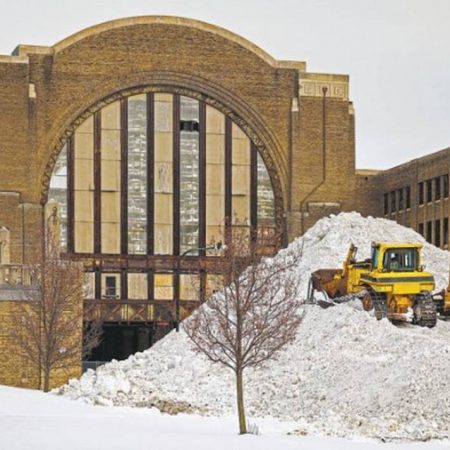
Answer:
[{"left": 58, "top": 213, "right": 450, "bottom": 441}]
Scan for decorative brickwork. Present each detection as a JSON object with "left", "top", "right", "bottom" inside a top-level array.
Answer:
[{"left": 0, "top": 16, "right": 356, "bottom": 255}]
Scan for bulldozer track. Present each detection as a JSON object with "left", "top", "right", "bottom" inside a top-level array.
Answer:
[
  {"left": 309, "top": 282, "right": 441, "bottom": 328},
  {"left": 370, "top": 291, "right": 387, "bottom": 321},
  {"left": 414, "top": 295, "right": 437, "bottom": 328}
]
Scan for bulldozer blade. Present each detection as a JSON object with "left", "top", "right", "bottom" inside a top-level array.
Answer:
[{"left": 316, "top": 299, "right": 336, "bottom": 309}]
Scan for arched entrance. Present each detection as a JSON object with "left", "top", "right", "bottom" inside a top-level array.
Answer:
[{"left": 46, "top": 87, "right": 282, "bottom": 362}]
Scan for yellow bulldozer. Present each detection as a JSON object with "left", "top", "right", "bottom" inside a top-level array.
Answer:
[
  {"left": 434, "top": 284, "right": 450, "bottom": 319},
  {"left": 307, "top": 242, "right": 450, "bottom": 328}
]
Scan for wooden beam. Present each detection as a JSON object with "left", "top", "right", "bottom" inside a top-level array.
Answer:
[
  {"left": 199, "top": 100, "right": 207, "bottom": 255},
  {"left": 147, "top": 93, "right": 155, "bottom": 256},
  {"left": 93, "top": 111, "right": 102, "bottom": 254},
  {"left": 67, "top": 136, "right": 75, "bottom": 253}
]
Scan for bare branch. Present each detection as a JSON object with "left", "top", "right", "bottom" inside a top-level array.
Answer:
[
  {"left": 8, "top": 217, "right": 100, "bottom": 391},
  {"left": 183, "top": 222, "right": 304, "bottom": 434}
]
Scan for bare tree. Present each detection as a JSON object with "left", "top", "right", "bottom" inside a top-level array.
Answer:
[
  {"left": 10, "top": 258, "right": 84, "bottom": 391},
  {"left": 184, "top": 224, "right": 303, "bottom": 434},
  {"left": 9, "top": 206, "right": 101, "bottom": 391},
  {"left": 82, "top": 319, "right": 104, "bottom": 361}
]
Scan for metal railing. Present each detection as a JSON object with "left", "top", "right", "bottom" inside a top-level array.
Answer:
[{"left": 0, "top": 264, "right": 32, "bottom": 286}]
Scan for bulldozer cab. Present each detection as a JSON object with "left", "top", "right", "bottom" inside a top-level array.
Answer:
[{"left": 371, "top": 243, "right": 421, "bottom": 273}]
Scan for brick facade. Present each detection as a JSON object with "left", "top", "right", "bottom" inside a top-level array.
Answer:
[
  {"left": 368, "top": 147, "right": 450, "bottom": 249},
  {"left": 0, "top": 17, "right": 356, "bottom": 258},
  {"left": 0, "top": 297, "right": 82, "bottom": 390},
  {"left": 0, "top": 300, "right": 39, "bottom": 388}
]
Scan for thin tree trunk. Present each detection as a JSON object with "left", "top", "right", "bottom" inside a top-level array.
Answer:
[
  {"left": 43, "top": 369, "right": 50, "bottom": 392},
  {"left": 236, "top": 367, "right": 247, "bottom": 434}
]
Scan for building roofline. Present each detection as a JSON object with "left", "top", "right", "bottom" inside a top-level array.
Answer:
[
  {"left": 11, "top": 15, "right": 307, "bottom": 71},
  {"left": 379, "top": 146, "right": 450, "bottom": 174}
]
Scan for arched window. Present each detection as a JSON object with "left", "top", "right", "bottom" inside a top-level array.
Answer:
[{"left": 48, "top": 92, "right": 277, "bottom": 360}]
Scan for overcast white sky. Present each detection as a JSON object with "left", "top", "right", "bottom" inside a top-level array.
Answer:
[{"left": 0, "top": 0, "right": 448, "bottom": 169}]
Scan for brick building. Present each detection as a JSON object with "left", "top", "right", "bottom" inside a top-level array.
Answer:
[
  {"left": 365, "top": 148, "right": 450, "bottom": 249},
  {"left": 0, "top": 17, "right": 448, "bottom": 377}
]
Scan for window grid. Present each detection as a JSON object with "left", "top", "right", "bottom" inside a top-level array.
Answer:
[{"left": 48, "top": 93, "right": 278, "bottom": 310}]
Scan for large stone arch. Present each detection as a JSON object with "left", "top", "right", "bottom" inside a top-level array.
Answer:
[
  {"left": 52, "top": 16, "right": 280, "bottom": 67},
  {"left": 40, "top": 72, "right": 286, "bottom": 228}
]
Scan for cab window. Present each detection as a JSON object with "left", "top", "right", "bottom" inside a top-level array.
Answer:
[
  {"left": 371, "top": 247, "right": 379, "bottom": 269},
  {"left": 382, "top": 248, "right": 418, "bottom": 272}
]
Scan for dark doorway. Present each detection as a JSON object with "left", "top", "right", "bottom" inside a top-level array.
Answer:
[{"left": 88, "top": 324, "right": 152, "bottom": 362}]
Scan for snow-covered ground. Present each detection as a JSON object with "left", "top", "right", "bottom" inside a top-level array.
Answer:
[
  {"left": 1, "top": 385, "right": 449, "bottom": 450},
  {"left": 56, "top": 213, "right": 450, "bottom": 442}
]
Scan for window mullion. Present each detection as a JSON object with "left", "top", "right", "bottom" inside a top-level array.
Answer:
[{"left": 120, "top": 98, "right": 128, "bottom": 255}]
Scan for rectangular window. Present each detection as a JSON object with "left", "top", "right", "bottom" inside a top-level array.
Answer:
[
  {"left": 179, "top": 273, "right": 199, "bottom": 301},
  {"left": 398, "top": 188, "right": 404, "bottom": 210},
  {"left": 83, "top": 272, "right": 96, "bottom": 299},
  {"left": 101, "top": 101, "right": 121, "bottom": 254},
  {"left": 101, "top": 273, "right": 121, "bottom": 299},
  {"left": 435, "top": 219, "right": 441, "bottom": 247},
  {"left": 426, "top": 179, "right": 432, "bottom": 203},
  {"left": 418, "top": 223, "right": 424, "bottom": 236},
  {"left": 206, "top": 274, "right": 224, "bottom": 299},
  {"left": 232, "top": 123, "right": 251, "bottom": 226},
  {"left": 128, "top": 94, "right": 147, "bottom": 254},
  {"left": 383, "top": 193, "right": 389, "bottom": 215},
  {"left": 444, "top": 218, "right": 449, "bottom": 247},
  {"left": 435, "top": 177, "right": 441, "bottom": 201},
  {"left": 49, "top": 144, "right": 68, "bottom": 252},
  {"left": 405, "top": 186, "right": 411, "bottom": 209},
  {"left": 257, "top": 152, "right": 275, "bottom": 227},
  {"left": 444, "top": 174, "right": 449, "bottom": 199},
  {"left": 205, "top": 106, "right": 225, "bottom": 254},
  {"left": 128, "top": 273, "right": 148, "bottom": 299},
  {"left": 179, "top": 96, "right": 200, "bottom": 255},
  {"left": 105, "top": 276, "right": 117, "bottom": 299},
  {"left": 74, "top": 116, "right": 94, "bottom": 253},
  {"left": 154, "top": 273, "right": 173, "bottom": 300},
  {"left": 390, "top": 191, "right": 396, "bottom": 213},
  {"left": 426, "top": 221, "right": 432, "bottom": 243},
  {"left": 418, "top": 182, "right": 424, "bottom": 205},
  {"left": 154, "top": 93, "right": 174, "bottom": 255},
  {"left": 383, "top": 248, "right": 418, "bottom": 272}
]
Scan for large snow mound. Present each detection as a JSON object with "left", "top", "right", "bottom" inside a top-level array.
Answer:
[{"left": 58, "top": 213, "right": 450, "bottom": 441}]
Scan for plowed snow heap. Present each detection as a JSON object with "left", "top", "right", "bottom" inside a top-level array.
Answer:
[{"left": 58, "top": 213, "right": 450, "bottom": 441}]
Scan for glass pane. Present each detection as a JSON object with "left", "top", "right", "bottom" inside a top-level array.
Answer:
[
  {"left": 206, "top": 274, "right": 224, "bottom": 299},
  {"left": 128, "top": 273, "right": 148, "bottom": 299},
  {"left": 205, "top": 107, "right": 225, "bottom": 255},
  {"left": 83, "top": 272, "right": 96, "bottom": 299},
  {"left": 48, "top": 143, "right": 68, "bottom": 252},
  {"left": 101, "top": 101, "right": 121, "bottom": 130},
  {"left": 383, "top": 249, "right": 418, "bottom": 272},
  {"left": 232, "top": 123, "right": 250, "bottom": 225},
  {"left": 180, "top": 96, "right": 200, "bottom": 255},
  {"left": 101, "top": 102, "right": 121, "bottom": 254},
  {"left": 101, "top": 273, "right": 121, "bottom": 299},
  {"left": 154, "top": 94, "right": 173, "bottom": 255},
  {"left": 128, "top": 95, "right": 147, "bottom": 254},
  {"left": 257, "top": 152, "right": 275, "bottom": 226},
  {"left": 154, "top": 273, "right": 173, "bottom": 300},
  {"left": 74, "top": 116, "right": 94, "bottom": 253},
  {"left": 180, "top": 273, "right": 199, "bottom": 301}
]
